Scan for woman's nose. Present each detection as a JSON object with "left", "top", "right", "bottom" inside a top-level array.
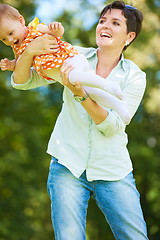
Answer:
[
  {"left": 100, "top": 19, "right": 111, "bottom": 29},
  {"left": 103, "top": 21, "right": 110, "bottom": 29}
]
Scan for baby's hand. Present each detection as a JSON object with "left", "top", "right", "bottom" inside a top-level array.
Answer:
[
  {"left": 0, "top": 58, "right": 11, "bottom": 71},
  {"left": 0, "top": 58, "right": 16, "bottom": 71},
  {"left": 48, "top": 22, "right": 64, "bottom": 37},
  {"left": 48, "top": 22, "right": 62, "bottom": 32}
]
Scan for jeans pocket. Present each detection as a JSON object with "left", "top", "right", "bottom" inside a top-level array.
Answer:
[
  {"left": 49, "top": 156, "right": 58, "bottom": 171},
  {"left": 51, "top": 156, "right": 58, "bottom": 163},
  {"left": 47, "top": 157, "right": 58, "bottom": 196}
]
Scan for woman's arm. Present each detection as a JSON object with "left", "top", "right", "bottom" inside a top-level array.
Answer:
[
  {"left": 123, "top": 70, "right": 146, "bottom": 119},
  {"left": 75, "top": 82, "right": 109, "bottom": 125},
  {"left": 61, "top": 63, "right": 109, "bottom": 125},
  {"left": 13, "top": 35, "right": 59, "bottom": 84}
]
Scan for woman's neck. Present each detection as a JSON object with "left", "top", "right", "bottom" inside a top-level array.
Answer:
[{"left": 96, "top": 48, "right": 122, "bottom": 78}]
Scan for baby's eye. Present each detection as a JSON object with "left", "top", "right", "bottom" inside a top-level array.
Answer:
[
  {"left": 9, "top": 32, "right": 13, "bottom": 35},
  {"left": 2, "top": 38, "right": 6, "bottom": 41}
]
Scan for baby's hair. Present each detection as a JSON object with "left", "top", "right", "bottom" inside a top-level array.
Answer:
[{"left": 0, "top": 4, "right": 20, "bottom": 24}]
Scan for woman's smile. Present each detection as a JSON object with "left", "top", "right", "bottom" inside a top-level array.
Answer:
[{"left": 96, "top": 9, "right": 129, "bottom": 49}]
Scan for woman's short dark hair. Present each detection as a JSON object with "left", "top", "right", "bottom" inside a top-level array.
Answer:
[{"left": 99, "top": 1, "right": 143, "bottom": 50}]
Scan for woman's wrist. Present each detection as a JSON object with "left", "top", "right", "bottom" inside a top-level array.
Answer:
[
  {"left": 24, "top": 44, "right": 36, "bottom": 58},
  {"left": 74, "top": 92, "right": 89, "bottom": 103},
  {"left": 70, "top": 83, "right": 86, "bottom": 97},
  {"left": 73, "top": 90, "right": 86, "bottom": 98}
]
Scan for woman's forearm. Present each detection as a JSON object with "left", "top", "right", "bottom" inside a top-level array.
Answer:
[
  {"left": 13, "top": 51, "right": 33, "bottom": 84},
  {"left": 61, "top": 63, "right": 109, "bottom": 124},
  {"left": 13, "top": 35, "right": 59, "bottom": 84},
  {"left": 81, "top": 97, "right": 109, "bottom": 125}
]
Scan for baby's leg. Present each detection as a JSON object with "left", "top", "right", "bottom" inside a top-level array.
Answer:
[
  {"left": 41, "top": 67, "right": 62, "bottom": 82},
  {"left": 84, "top": 86, "right": 131, "bottom": 124},
  {"left": 66, "top": 54, "right": 124, "bottom": 100}
]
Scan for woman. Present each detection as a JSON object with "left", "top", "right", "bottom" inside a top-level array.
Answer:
[{"left": 11, "top": 1, "right": 148, "bottom": 239}]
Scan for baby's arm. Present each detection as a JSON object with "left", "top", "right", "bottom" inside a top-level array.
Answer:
[
  {"left": 37, "top": 22, "right": 64, "bottom": 38},
  {"left": 0, "top": 58, "right": 16, "bottom": 71}
]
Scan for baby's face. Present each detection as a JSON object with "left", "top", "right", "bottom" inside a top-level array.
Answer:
[{"left": 0, "top": 17, "right": 27, "bottom": 46}]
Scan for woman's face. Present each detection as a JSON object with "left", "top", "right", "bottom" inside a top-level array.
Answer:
[{"left": 96, "top": 8, "right": 134, "bottom": 50}]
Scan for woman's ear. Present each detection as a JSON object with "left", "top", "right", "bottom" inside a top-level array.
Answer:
[
  {"left": 19, "top": 15, "right": 25, "bottom": 26},
  {"left": 126, "top": 32, "right": 136, "bottom": 44}
]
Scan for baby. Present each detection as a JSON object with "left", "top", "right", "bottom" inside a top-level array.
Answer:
[{"left": 0, "top": 4, "right": 130, "bottom": 124}]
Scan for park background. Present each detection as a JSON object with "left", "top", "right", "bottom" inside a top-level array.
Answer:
[{"left": 0, "top": 0, "right": 159, "bottom": 239}]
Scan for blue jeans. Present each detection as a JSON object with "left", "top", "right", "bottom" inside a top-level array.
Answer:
[{"left": 47, "top": 157, "right": 148, "bottom": 240}]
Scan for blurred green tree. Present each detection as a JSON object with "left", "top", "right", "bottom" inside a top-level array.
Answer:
[{"left": 0, "top": 0, "right": 160, "bottom": 239}]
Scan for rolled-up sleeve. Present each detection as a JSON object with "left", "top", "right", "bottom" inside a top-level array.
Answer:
[
  {"left": 96, "top": 62, "right": 146, "bottom": 136},
  {"left": 11, "top": 68, "right": 55, "bottom": 90},
  {"left": 96, "top": 109, "right": 125, "bottom": 136}
]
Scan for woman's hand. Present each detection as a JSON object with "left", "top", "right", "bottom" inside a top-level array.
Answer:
[
  {"left": 13, "top": 34, "right": 59, "bottom": 84},
  {"left": 61, "top": 62, "right": 86, "bottom": 97},
  {"left": 25, "top": 34, "right": 59, "bottom": 58},
  {"left": 61, "top": 61, "right": 108, "bottom": 124}
]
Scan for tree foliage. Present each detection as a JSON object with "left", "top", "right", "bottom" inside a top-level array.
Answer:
[{"left": 0, "top": 0, "right": 160, "bottom": 239}]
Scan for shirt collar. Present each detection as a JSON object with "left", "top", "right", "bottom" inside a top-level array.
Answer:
[
  {"left": 118, "top": 54, "right": 127, "bottom": 72},
  {"left": 88, "top": 48, "right": 127, "bottom": 72}
]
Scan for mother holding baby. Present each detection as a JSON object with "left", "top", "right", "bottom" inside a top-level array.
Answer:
[{"left": 11, "top": 1, "right": 148, "bottom": 239}]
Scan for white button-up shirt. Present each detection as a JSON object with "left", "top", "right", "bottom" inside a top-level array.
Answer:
[{"left": 11, "top": 47, "right": 146, "bottom": 181}]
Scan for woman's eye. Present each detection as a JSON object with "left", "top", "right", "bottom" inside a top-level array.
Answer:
[
  {"left": 9, "top": 32, "right": 13, "bottom": 35},
  {"left": 99, "top": 20, "right": 105, "bottom": 24},
  {"left": 113, "top": 21, "right": 120, "bottom": 26}
]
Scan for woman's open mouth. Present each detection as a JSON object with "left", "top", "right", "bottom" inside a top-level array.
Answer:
[{"left": 100, "top": 32, "right": 112, "bottom": 38}]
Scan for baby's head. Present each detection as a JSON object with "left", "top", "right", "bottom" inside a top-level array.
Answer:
[
  {"left": 0, "top": 4, "right": 20, "bottom": 22},
  {"left": 0, "top": 4, "right": 27, "bottom": 46}
]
